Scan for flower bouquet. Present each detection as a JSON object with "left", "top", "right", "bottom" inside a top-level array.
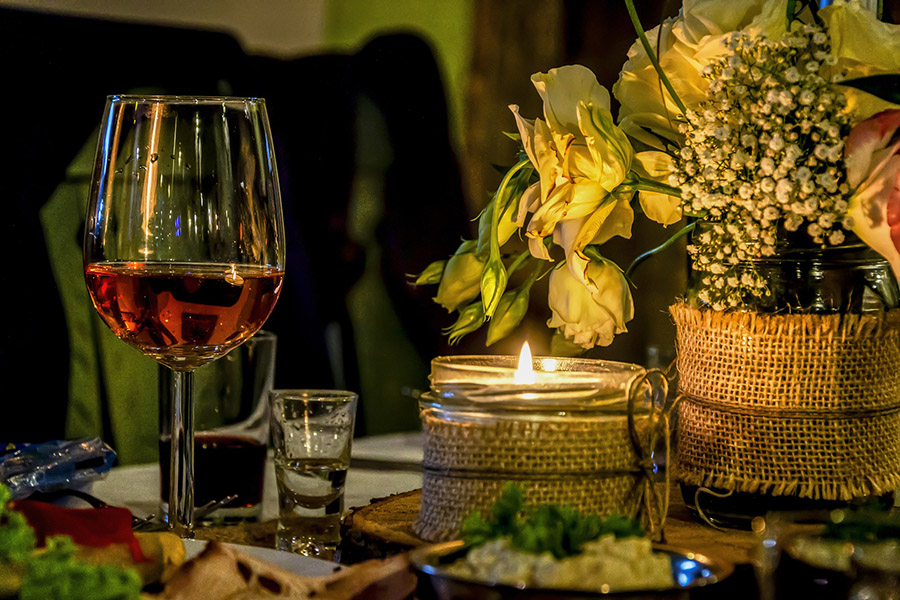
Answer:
[{"left": 418, "top": 0, "right": 900, "bottom": 522}]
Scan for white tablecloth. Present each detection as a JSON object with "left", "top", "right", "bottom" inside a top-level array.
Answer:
[{"left": 92, "top": 431, "right": 424, "bottom": 522}]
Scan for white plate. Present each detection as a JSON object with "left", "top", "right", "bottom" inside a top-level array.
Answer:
[{"left": 182, "top": 539, "right": 338, "bottom": 578}]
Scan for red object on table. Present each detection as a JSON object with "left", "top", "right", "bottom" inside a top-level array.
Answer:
[{"left": 11, "top": 500, "right": 148, "bottom": 562}]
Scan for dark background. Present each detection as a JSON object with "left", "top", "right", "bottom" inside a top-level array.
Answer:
[{"left": 6, "top": 1, "right": 899, "bottom": 456}]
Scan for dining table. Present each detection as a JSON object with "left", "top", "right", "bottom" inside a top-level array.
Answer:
[
  {"left": 92, "top": 431, "right": 425, "bottom": 526},
  {"left": 84, "top": 430, "right": 777, "bottom": 599}
]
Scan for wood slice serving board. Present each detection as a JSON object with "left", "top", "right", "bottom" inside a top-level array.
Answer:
[{"left": 339, "top": 487, "right": 761, "bottom": 566}]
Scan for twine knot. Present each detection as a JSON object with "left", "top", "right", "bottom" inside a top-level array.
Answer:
[{"left": 626, "top": 368, "right": 678, "bottom": 540}]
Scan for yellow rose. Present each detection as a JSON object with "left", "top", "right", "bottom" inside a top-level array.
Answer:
[
  {"left": 821, "top": 1, "right": 900, "bottom": 119},
  {"left": 547, "top": 260, "right": 634, "bottom": 349},
  {"left": 614, "top": 0, "right": 788, "bottom": 143},
  {"left": 552, "top": 197, "right": 634, "bottom": 290},
  {"left": 633, "top": 151, "right": 682, "bottom": 226},
  {"left": 510, "top": 65, "right": 637, "bottom": 264}
]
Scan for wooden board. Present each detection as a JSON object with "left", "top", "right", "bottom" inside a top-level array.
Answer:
[{"left": 339, "top": 486, "right": 761, "bottom": 566}]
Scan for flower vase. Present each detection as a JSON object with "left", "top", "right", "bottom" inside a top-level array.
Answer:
[{"left": 672, "top": 245, "right": 900, "bottom": 528}]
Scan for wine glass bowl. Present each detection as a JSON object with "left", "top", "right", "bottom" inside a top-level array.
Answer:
[
  {"left": 84, "top": 95, "right": 284, "bottom": 370},
  {"left": 84, "top": 262, "right": 282, "bottom": 370},
  {"left": 83, "top": 95, "right": 285, "bottom": 534}
]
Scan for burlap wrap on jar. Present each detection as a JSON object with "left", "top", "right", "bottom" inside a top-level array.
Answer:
[
  {"left": 413, "top": 411, "right": 652, "bottom": 542},
  {"left": 671, "top": 302, "right": 900, "bottom": 501}
]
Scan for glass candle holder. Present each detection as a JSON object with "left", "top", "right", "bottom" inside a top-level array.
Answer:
[{"left": 415, "top": 354, "right": 668, "bottom": 542}]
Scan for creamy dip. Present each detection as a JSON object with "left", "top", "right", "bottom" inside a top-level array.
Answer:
[{"left": 446, "top": 535, "right": 674, "bottom": 592}]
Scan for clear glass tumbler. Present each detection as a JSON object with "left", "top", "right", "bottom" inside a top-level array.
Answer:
[{"left": 269, "top": 389, "right": 358, "bottom": 560}]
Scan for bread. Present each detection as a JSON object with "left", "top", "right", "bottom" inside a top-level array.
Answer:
[{"left": 150, "top": 541, "right": 415, "bottom": 600}]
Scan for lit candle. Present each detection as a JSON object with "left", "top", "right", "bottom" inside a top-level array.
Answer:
[
  {"left": 514, "top": 342, "right": 537, "bottom": 385},
  {"left": 428, "top": 346, "right": 643, "bottom": 407}
]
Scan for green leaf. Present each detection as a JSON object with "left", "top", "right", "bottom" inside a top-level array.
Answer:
[
  {"left": 0, "top": 511, "right": 36, "bottom": 564},
  {"left": 786, "top": 0, "right": 797, "bottom": 27},
  {"left": 458, "top": 483, "right": 645, "bottom": 557},
  {"left": 837, "top": 74, "right": 900, "bottom": 106},
  {"left": 21, "top": 537, "right": 142, "bottom": 600}
]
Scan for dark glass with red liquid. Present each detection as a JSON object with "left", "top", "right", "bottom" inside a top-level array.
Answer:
[{"left": 159, "top": 434, "right": 268, "bottom": 515}]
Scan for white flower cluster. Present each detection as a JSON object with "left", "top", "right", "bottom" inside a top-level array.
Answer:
[{"left": 672, "top": 25, "right": 852, "bottom": 309}]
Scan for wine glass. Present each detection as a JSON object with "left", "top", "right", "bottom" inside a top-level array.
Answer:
[{"left": 83, "top": 95, "right": 285, "bottom": 535}]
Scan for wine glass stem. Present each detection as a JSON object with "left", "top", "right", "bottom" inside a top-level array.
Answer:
[{"left": 168, "top": 368, "right": 195, "bottom": 537}]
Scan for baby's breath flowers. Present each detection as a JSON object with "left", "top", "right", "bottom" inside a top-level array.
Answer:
[{"left": 672, "top": 25, "right": 853, "bottom": 309}]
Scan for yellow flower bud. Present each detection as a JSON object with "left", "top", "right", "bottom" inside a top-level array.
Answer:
[
  {"left": 486, "top": 287, "right": 531, "bottom": 347},
  {"left": 434, "top": 246, "right": 484, "bottom": 312},
  {"left": 550, "top": 329, "right": 586, "bottom": 357},
  {"left": 477, "top": 195, "right": 520, "bottom": 257},
  {"left": 480, "top": 257, "right": 508, "bottom": 319},
  {"left": 412, "top": 260, "right": 446, "bottom": 286},
  {"left": 446, "top": 301, "right": 485, "bottom": 345}
]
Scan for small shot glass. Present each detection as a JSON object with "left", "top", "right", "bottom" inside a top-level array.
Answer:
[{"left": 269, "top": 389, "right": 358, "bottom": 560}]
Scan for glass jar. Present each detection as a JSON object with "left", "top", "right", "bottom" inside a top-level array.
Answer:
[
  {"left": 687, "top": 243, "right": 900, "bottom": 314},
  {"left": 414, "top": 355, "right": 668, "bottom": 541}
]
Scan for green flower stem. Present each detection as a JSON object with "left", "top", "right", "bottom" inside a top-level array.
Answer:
[
  {"left": 506, "top": 249, "right": 532, "bottom": 278},
  {"left": 618, "top": 176, "right": 682, "bottom": 197},
  {"left": 625, "top": 221, "right": 696, "bottom": 280},
  {"left": 623, "top": 0, "right": 686, "bottom": 115}
]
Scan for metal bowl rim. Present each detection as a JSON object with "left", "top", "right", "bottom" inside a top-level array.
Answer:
[{"left": 410, "top": 539, "right": 735, "bottom": 596}]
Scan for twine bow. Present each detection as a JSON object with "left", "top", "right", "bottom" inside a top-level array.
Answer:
[{"left": 625, "top": 367, "right": 679, "bottom": 540}]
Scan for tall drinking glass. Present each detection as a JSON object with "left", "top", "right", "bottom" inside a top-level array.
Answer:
[{"left": 83, "top": 95, "right": 285, "bottom": 536}]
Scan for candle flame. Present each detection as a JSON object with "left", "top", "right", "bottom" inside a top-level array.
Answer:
[{"left": 514, "top": 342, "right": 536, "bottom": 385}]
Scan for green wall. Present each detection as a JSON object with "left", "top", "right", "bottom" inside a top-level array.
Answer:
[
  {"left": 323, "top": 0, "right": 473, "bottom": 144},
  {"left": 321, "top": 1, "right": 473, "bottom": 434}
]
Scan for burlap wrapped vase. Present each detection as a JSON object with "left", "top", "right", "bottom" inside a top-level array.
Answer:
[{"left": 671, "top": 302, "right": 900, "bottom": 506}]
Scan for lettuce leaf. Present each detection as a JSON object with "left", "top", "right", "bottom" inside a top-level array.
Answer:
[
  {"left": 0, "top": 483, "right": 142, "bottom": 600},
  {"left": 461, "top": 483, "right": 645, "bottom": 559}
]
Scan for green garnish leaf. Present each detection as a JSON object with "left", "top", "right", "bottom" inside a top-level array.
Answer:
[
  {"left": 0, "top": 483, "right": 142, "bottom": 600},
  {"left": 460, "top": 512, "right": 495, "bottom": 548},
  {"left": 461, "top": 483, "right": 645, "bottom": 558},
  {"left": 20, "top": 536, "right": 142, "bottom": 600},
  {"left": 491, "top": 484, "right": 523, "bottom": 531},
  {"left": 0, "top": 510, "right": 36, "bottom": 563},
  {"left": 0, "top": 483, "right": 36, "bottom": 564}
]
